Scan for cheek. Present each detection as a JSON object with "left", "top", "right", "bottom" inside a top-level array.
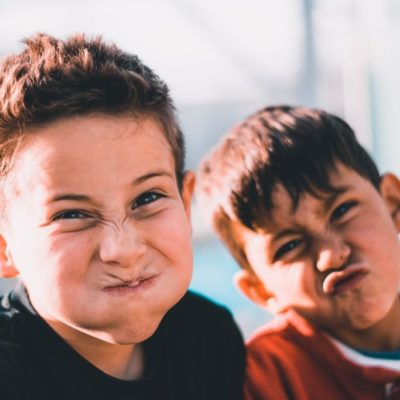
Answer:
[
  {"left": 34, "top": 237, "right": 95, "bottom": 315},
  {"left": 22, "top": 233, "right": 95, "bottom": 296},
  {"left": 284, "top": 267, "right": 308, "bottom": 292},
  {"left": 8, "top": 234, "right": 49, "bottom": 283},
  {"left": 350, "top": 217, "right": 399, "bottom": 261},
  {"left": 266, "top": 264, "right": 315, "bottom": 300},
  {"left": 350, "top": 206, "right": 398, "bottom": 244},
  {"left": 148, "top": 209, "right": 193, "bottom": 260},
  {"left": 49, "top": 232, "right": 95, "bottom": 273}
]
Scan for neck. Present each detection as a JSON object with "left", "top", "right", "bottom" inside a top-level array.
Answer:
[
  {"left": 71, "top": 337, "right": 144, "bottom": 380},
  {"left": 44, "top": 319, "right": 144, "bottom": 380}
]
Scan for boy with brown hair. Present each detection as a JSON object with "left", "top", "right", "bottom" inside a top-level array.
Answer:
[
  {"left": 0, "top": 33, "right": 245, "bottom": 400},
  {"left": 197, "top": 105, "right": 400, "bottom": 399}
]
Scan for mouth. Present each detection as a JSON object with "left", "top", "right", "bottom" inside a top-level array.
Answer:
[
  {"left": 103, "top": 274, "right": 157, "bottom": 295},
  {"left": 322, "top": 263, "right": 369, "bottom": 296}
]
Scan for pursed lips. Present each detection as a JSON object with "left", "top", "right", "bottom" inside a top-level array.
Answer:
[
  {"left": 322, "top": 262, "right": 369, "bottom": 295},
  {"left": 102, "top": 273, "right": 158, "bottom": 293}
]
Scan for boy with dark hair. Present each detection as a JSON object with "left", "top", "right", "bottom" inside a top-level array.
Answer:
[
  {"left": 197, "top": 105, "right": 400, "bottom": 399},
  {"left": 0, "top": 33, "right": 245, "bottom": 400}
]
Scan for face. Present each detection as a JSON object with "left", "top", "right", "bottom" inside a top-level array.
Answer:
[
  {"left": 0, "top": 115, "right": 194, "bottom": 345},
  {"left": 236, "top": 165, "right": 400, "bottom": 346}
]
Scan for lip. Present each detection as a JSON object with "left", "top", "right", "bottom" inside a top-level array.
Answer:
[
  {"left": 322, "top": 263, "right": 369, "bottom": 295},
  {"left": 103, "top": 274, "right": 158, "bottom": 295}
]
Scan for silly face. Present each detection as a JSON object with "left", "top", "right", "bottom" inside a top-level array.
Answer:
[
  {"left": 0, "top": 115, "right": 194, "bottom": 345},
  {"left": 236, "top": 165, "right": 400, "bottom": 348}
]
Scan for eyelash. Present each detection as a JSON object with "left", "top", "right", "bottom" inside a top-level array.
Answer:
[
  {"left": 274, "top": 239, "right": 303, "bottom": 261},
  {"left": 52, "top": 191, "right": 165, "bottom": 221},
  {"left": 53, "top": 210, "right": 89, "bottom": 220},
  {"left": 330, "top": 201, "right": 357, "bottom": 222},
  {"left": 132, "top": 191, "right": 165, "bottom": 209}
]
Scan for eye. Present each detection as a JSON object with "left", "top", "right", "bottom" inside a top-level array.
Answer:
[
  {"left": 53, "top": 210, "right": 89, "bottom": 220},
  {"left": 274, "top": 239, "right": 303, "bottom": 261},
  {"left": 133, "top": 191, "right": 164, "bottom": 209},
  {"left": 330, "top": 201, "right": 356, "bottom": 222}
]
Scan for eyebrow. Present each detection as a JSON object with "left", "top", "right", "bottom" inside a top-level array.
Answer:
[
  {"left": 271, "top": 184, "right": 353, "bottom": 242},
  {"left": 321, "top": 184, "right": 352, "bottom": 214},
  {"left": 273, "top": 228, "right": 300, "bottom": 242},
  {"left": 48, "top": 169, "right": 174, "bottom": 204},
  {"left": 133, "top": 170, "right": 174, "bottom": 185}
]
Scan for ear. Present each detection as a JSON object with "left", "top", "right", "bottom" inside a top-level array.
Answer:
[
  {"left": 380, "top": 173, "right": 400, "bottom": 231},
  {"left": 0, "top": 234, "right": 18, "bottom": 278},
  {"left": 233, "top": 269, "right": 274, "bottom": 310},
  {"left": 181, "top": 171, "right": 195, "bottom": 218}
]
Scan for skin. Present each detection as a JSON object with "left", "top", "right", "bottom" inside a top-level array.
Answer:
[
  {"left": 235, "top": 164, "right": 400, "bottom": 351},
  {"left": 0, "top": 115, "right": 195, "bottom": 379}
]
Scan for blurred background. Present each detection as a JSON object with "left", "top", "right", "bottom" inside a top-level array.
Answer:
[{"left": 0, "top": 0, "right": 399, "bottom": 338}]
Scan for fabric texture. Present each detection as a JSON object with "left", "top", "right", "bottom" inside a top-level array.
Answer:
[
  {"left": 0, "top": 283, "right": 245, "bottom": 400},
  {"left": 244, "top": 310, "right": 400, "bottom": 400}
]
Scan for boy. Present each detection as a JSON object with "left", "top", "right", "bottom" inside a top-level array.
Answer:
[
  {"left": 197, "top": 105, "right": 400, "bottom": 399},
  {"left": 0, "top": 33, "right": 245, "bottom": 400}
]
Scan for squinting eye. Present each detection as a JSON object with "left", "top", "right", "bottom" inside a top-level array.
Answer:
[
  {"left": 330, "top": 201, "right": 356, "bottom": 222},
  {"left": 133, "top": 192, "right": 164, "bottom": 209},
  {"left": 53, "top": 210, "right": 88, "bottom": 220},
  {"left": 274, "top": 239, "right": 303, "bottom": 261}
]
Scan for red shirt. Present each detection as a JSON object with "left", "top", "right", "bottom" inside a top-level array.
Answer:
[{"left": 245, "top": 310, "right": 400, "bottom": 399}]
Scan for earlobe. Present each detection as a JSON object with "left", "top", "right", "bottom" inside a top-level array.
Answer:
[
  {"left": 0, "top": 234, "right": 18, "bottom": 278},
  {"left": 380, "top": 173, "right": 400, "bottom": 231},
  {"left": 233, "top": 269, "right": 273, "bottom": 309}
]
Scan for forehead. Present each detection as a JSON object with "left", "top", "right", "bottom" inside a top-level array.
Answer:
[
  {"left": 5, "top": 115, "right": 176, "bottom": 198},
  {"left": 247, "top": 164, "right": 371, "bottom": 233},
  {"left": 21, "top": 113, "right": 170, "bottom": 151}
]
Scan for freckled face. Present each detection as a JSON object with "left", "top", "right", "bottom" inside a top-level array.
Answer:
[
  {"left": 2, "top": 115, "right": 194, "bottom": 344},
  {"left": 239, "top": 166, "right": 400, "bottom": 344}
]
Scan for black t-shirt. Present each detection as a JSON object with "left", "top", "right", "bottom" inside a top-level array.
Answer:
[{"left": 0, "top": 284, "right": 245, "bottom": 400}]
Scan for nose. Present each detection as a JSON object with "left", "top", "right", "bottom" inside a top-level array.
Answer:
[
  {"left": 98, "top": 223, "right": 146, "bottom": 268},
  {"left": 315, "top": 232, "right": 350, "bottom": 272}
]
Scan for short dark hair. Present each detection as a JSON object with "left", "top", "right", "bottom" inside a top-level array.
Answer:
[
  {"left": 197, "top": 105, "right": 380, "bottom": 268},
  {"left": 0, "top": 33, "right": 185, "bottom": 187}
]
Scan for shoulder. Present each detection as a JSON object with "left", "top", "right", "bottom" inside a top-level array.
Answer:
[
  {"left": 160, "top": 290, "right": 245, "bottom": 356},
  {"left": 249, "top": 309, "right": 318, "bottom": 339},
  {"left": 0, "top": 288, "right": 25, "bottom": 349},
  {"left": 167, "top": 290, "right": 246, "bottom": 337},
  {"left": 243, "top": 312, "right": 329, "bottom": 400},
  {"left": 247, "top": 311, "right": 294, "bottom": 343},
  {"left": 0, "top": 290, "right": 22, "bottom": 342},
  {"left": 0, "top": 291, "right": 26, "bottom": 398},
  {"left": 246, "top": 310, "right": 323, "bottom": 360},
  {"left": 169, "top": 290, "right": 233, "bottom": 321},
  {"left": 245, "top": 315, "right": 292, "bottom": 363},
  {"left": 159, "top": 291, "right": 245, "bottom": 400},
  {"left": 164, "top": 290, "right": 243, "bottom": 341}
]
